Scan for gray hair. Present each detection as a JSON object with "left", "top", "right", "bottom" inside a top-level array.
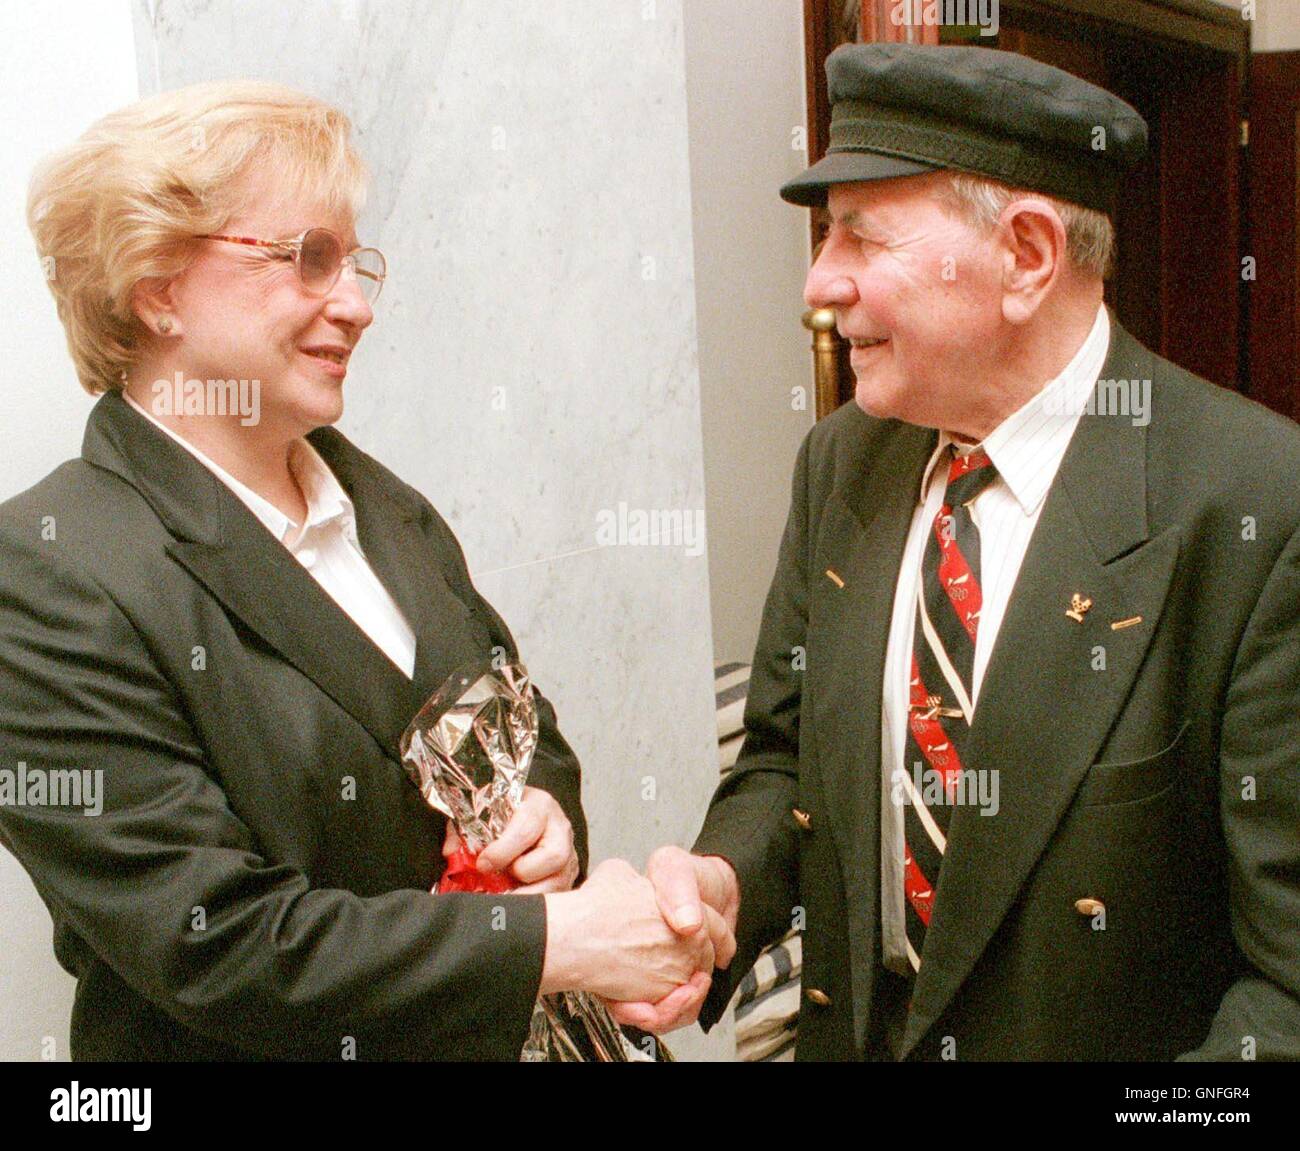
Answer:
[{"left": 937, "top": 171, "right": 1116, "bottom": 280}]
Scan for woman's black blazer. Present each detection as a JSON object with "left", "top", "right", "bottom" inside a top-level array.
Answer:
[{"left": 0, "top": 390, "right": 588, "bottom": 1060}]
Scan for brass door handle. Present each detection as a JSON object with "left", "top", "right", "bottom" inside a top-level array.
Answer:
[{"left": 802, "top": 306, "right": 840, "bottom": 420}]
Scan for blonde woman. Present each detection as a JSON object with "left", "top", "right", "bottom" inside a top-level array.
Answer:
[{"left": 0, "top": 81, "right": 721, "bottom": 1061}]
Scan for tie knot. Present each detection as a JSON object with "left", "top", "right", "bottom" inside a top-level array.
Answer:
[{"left": 943, "top": 446, "right": 999, "bottom": 508}]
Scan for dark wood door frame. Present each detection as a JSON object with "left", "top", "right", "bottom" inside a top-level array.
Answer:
[
  {"left": 1245, "top": 52, "right": 1300, "bottom": 422},
  {"left": 1001, "top": 0, "right": 1247, "bottom": 59}
]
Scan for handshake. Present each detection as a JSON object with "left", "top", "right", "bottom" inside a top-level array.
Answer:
[{"left": 448, "top": 786, "right": 739, "bottom": 1034}]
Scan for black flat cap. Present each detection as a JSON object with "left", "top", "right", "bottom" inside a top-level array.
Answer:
[{"left": 782, "top": 43, "right": 1148, "bottom": 214}]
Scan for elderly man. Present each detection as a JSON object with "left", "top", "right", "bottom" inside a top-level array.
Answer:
[{"left": 614, "top": 43, "right": 1300, "bottom": 1060}]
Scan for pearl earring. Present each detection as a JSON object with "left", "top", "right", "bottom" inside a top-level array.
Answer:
[{"left": 157, "top": 317, "right": 173, "bottom": 335}]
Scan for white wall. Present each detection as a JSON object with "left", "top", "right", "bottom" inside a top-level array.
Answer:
[
  {"left": 1253, "top": 0, "right": 1300, "bottom": 51},
  {"left": 1212, "top": 0, "right": 1300, "bottom": 51},
  {"left": 685, "top": 0, "right": 815, "bottom": 667},
  {"left": 0, "top": 0, "right": 138, "bottom": 1063}
]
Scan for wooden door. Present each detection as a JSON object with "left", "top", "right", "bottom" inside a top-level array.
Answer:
[{"left": 1246, "top": 52, "right": 1300, "bottom": 422}]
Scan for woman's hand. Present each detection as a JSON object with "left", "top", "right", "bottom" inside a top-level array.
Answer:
[
  {"left": 539, "top": 859, "right": 718, "bottom": 1001},
  {"left": 603, "top": 847, "right": 738, "bottom": 1033},
  {"left": 441, "top": 785, "right": 579, "bottom": 894}
]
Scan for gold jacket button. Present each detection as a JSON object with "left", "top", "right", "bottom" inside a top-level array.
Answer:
[
  {"left": 805, "top": 988, "right": 832, "bottom": 1008},
  {"left": 1075, "top": 897, "right": 1105, "bottom": 917},
  {"left": 792, "top": 807, "right": 813, "bottom": 831}
]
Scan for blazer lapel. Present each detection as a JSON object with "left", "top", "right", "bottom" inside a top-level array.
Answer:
[
  {"left": 81, "top": 393, "right": 466, "bottom": 767},
  {"left": 810, "top": 417, "right": 936, "bottom": 1050},
  {"left": 305, "top": 427, "right": 488, "bottom": 706},
  {"left": 901, "top": 320, "right": 1182, "bottom": 1056}
]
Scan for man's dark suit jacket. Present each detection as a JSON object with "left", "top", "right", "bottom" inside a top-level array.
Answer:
[
  {"left": 695, "top": 315, "right": 1300, "bottom": 1061},
  {"left": 0, "top": 391, "right": 588, "bottom": 1061}
]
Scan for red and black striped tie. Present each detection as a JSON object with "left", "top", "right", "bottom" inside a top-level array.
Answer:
[{"left": 901, "top": 445, "right": 1000, "bottom": 973}]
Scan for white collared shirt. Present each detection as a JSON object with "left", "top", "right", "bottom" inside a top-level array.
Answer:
[
  {"left": 879, "top": 303, "right": 1111, "bottom": 973},
  {"left": 123, "top": 393, "right": 417, "bottom": 678}
]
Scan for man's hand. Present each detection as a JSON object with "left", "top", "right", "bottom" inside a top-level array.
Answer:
[
  {"left": 606, "top": 847, "right": 740, "bottom": 1034},
  {"left": 540, "top": 859, "right": 723, "bottom": 1002},
  {"left": 442, "top": 785, "right": 579, "bottom": 894}
]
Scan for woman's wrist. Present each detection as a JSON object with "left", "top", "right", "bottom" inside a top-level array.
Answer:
[{"left": 539, "top": 889, "right": 587, "bottom": 995}]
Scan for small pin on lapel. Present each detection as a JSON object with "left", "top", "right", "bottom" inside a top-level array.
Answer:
[
  {"left": 825, "top": 569, "right": 845, "bottom": 589},
  {"left": 1110, "top": 615, "right": 1142, "bottom": 631},
  {"left": 1065, "top": 593, "right": 1092, "bottom": 623}
]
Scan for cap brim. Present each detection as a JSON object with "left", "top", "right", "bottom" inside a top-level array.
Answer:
[{"left": 779, "top": 149, "right": 939, "bottom": 207}]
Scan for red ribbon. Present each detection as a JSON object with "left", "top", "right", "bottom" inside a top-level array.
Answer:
[{"left": 437, "top": 846, "right": 517, "bottom": 894}]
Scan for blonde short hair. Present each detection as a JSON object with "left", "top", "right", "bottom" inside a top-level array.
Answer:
[
  {"left": 937, "top": 171, "right": 1116, "bottom": 281},
  {"left": 27, "top": 80, "right": 369, "bottom": 394}
]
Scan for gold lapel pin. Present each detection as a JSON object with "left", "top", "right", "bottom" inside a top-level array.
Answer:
[
  {"left": 825, "top": 569, "right": 845, "bottom": 589},
  {"left": 1066, "top": 593, "right": 1093, "bottom": 623},
  {"left": 1110, "top": 615, "right": 1143, "bottom": 631}
]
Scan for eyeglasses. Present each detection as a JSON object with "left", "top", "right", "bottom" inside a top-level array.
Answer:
[{"left": 198, "top": 228, "right": 387, "bottom": 304}]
